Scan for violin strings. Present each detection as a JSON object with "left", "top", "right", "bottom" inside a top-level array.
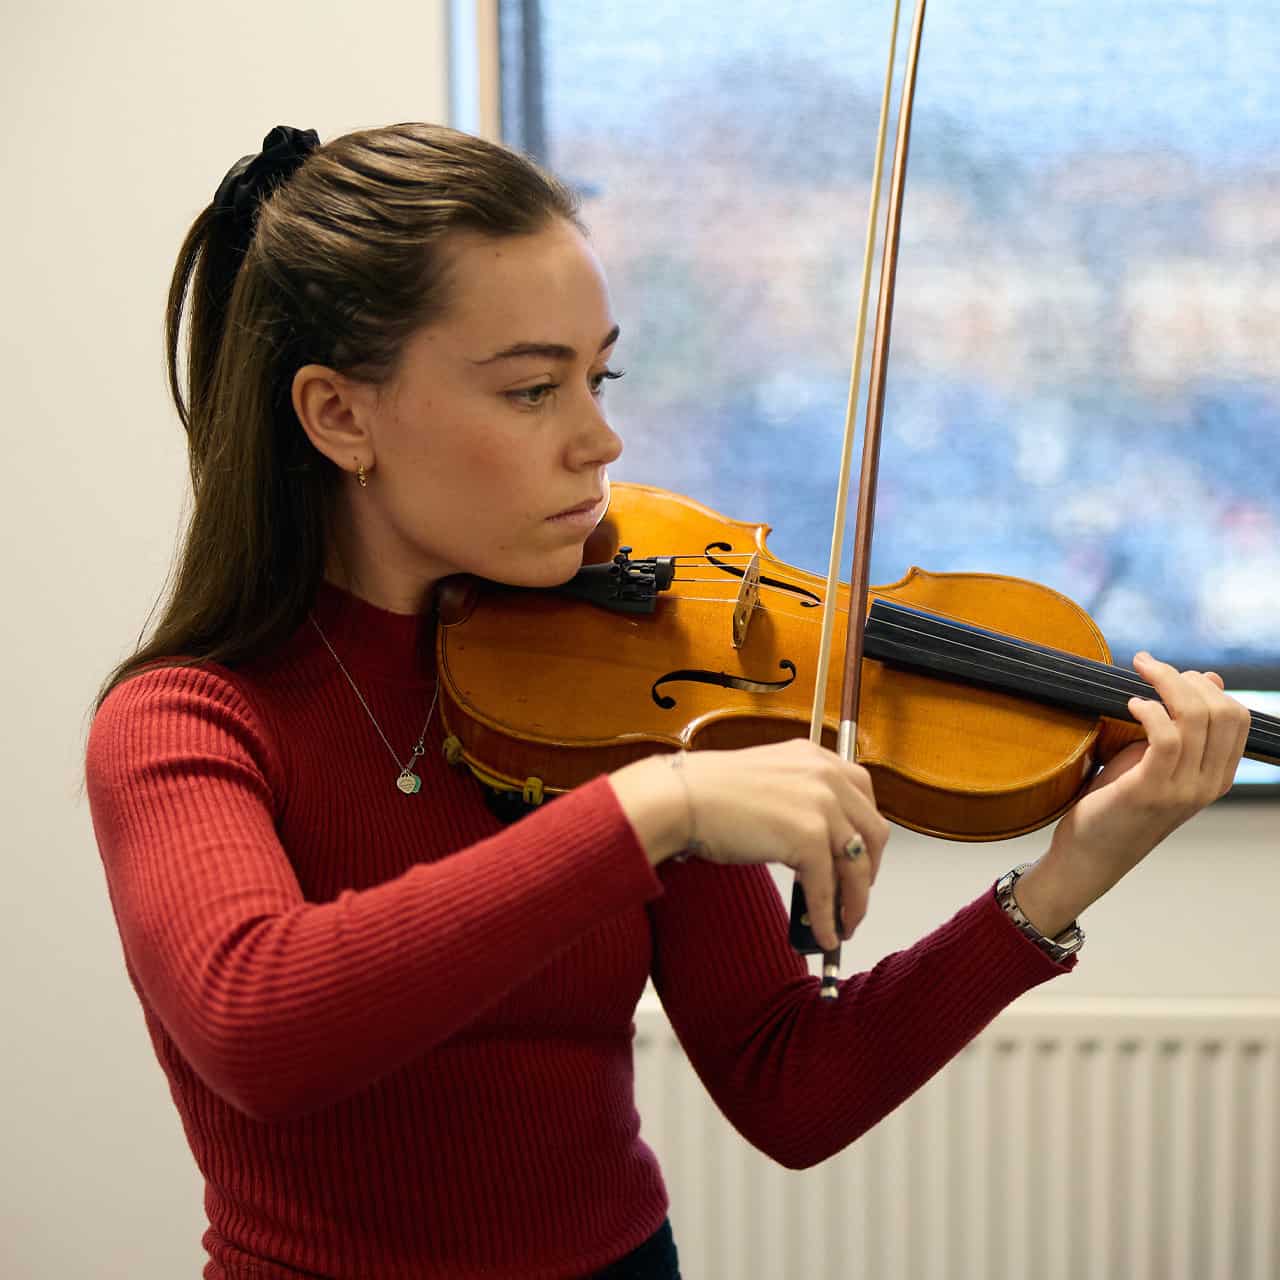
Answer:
[
  {"left": 679, "top": 555, "right": 1225, "bottom": 692},
  {"left": 660, "top": 571, "right": 1280, "bottom": 750},
  {"left": 668, "top": 553, "right": 759, "bottom": 563},
  {"left": 667, "top": 557, "right": 1280, "bottom": 739},
  {"left": 669, "top": 580, "right": 1152, "bottom": 698},
  {"left": 672, "top": 559, "right": 1280, "bottom": 710},
  {"left": 865, "top": 602, "right": 1280, "bottom": 745},
  {"left": 868, "top": 610, "right": 1280, "bottom": 748},
  {"left": 671, "top": 594, "right": 763, "bottom": 606},
  {"left": 866, "top": 610, "right": 1280, "bottom": 749},
  {"left": 863, "top": 602, "right": 1280, "bottom": 739}
]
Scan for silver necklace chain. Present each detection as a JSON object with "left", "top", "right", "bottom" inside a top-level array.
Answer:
[{"left": 308, "top": 614, "right": 440, "bottom": 795}]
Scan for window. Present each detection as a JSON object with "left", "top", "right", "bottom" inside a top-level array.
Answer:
[{"left": 492, "top": 0, "right": 1280, "bottom": 791}]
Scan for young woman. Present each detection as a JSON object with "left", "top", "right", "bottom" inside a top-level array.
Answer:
[{"left": 85, "top": 123, "right": 1252, "bottom": 1280}]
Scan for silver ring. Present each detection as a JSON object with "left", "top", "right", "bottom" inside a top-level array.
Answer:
[{"left": 841, "top": 833, "right": 865, "bottom": 861}]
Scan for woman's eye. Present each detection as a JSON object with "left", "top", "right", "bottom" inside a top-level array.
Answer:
[
  {"left": 507, "top": 368, "right": 625, "bottom": 409},
  {"left": 507, "top": 383, "right": 556, "bottom": 407},
  {"left": 591, "top": 367, "right": 626, "bottom": 396}
]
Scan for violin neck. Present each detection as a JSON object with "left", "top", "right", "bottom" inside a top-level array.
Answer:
[{"left": 862, "top": 600, "right": 1280, "bottom": 767}]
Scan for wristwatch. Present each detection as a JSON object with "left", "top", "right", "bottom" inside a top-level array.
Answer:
[{"left": 994, "top": 863, "right": 1085, "bottom": 963}]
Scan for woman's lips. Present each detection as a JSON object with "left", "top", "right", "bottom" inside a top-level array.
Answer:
[
  {"left": 548, "top": 495, "right": 602, "bottom": 518},
  {"left": 547, "top": 495, "right": 605, "bottom": 526}
]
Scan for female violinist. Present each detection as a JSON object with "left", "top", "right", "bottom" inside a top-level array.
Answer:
[{"left": 84, "top": 123, "right": 1253, "bottom": 1280}]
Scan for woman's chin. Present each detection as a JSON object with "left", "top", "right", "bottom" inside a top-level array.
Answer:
[{"left": 489, "top": 544, "right": 588, "bottom": 591}]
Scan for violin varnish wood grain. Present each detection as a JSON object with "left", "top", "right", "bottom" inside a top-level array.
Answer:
[
  {"left": 855, "top": 565, "right": 1112, "bottom": 840},
  {"left": 437, "top": 484, "right": 1134, "bottom": 841}
]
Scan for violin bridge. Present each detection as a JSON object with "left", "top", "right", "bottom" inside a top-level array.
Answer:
[{"left": 732, "top": 552, "right": 761, "bottom": 649}]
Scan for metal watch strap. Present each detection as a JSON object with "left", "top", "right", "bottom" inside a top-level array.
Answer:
[{"left": 995, "top": 863, "right": 1085, "bottom": 963}]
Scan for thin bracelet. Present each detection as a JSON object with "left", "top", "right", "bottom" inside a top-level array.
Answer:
[{"left": 668, "top": 753, "right": 707, "bottom": 859}]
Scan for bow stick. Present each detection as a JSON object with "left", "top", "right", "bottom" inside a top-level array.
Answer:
[{"left": 788, "top": 0, "right": 929, "bottom": 997}]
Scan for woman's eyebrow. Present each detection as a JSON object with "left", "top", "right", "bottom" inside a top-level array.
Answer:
[{"left": 471, "top": 323, "right": 621, "bottom": 365}]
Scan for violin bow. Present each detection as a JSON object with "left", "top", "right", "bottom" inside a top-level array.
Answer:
[{"left": 788, "top": 0, "right": 930, "bottom": 996}]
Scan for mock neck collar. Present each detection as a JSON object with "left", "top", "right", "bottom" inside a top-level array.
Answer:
[{"left": 304, "top": 578, "right": 438, "bottom": 684}]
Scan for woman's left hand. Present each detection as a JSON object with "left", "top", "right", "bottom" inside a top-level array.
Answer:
[{"left": 1012, "top": 651, "right": 1253, "bottom": 938}]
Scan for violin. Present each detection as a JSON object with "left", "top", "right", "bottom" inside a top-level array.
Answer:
[{"left": 435, "top": 481, "right": 1280, "bottom": 847}]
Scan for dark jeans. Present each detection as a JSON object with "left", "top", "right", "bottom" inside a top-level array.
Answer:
[{"left": 590, "top": 1218, "right": 681, "bottom": 1278}]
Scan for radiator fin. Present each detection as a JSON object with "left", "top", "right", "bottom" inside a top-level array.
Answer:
[{"left": 633, "top": 998, "right": 1280, "bottom": 1280}]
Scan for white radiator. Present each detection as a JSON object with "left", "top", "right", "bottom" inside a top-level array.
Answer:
[{"left": 632, "top": 997, "right": 1280, "bottom": 1280}]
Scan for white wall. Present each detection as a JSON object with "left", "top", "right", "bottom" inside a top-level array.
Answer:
[
  {"left": 3, "top": 3, "right": 1276, "bottom": 1278},
  {"left": 5, "top": 4, "right": 449, "bottom": 1275}
]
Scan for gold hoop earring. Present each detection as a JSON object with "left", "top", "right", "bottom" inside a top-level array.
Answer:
[{"left": 356, "top": 462, "right": 368, "bottom": 488}]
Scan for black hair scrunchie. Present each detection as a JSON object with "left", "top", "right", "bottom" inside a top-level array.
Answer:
[{"left": 211, "top": 124, "right": 320, "bottom": 251}]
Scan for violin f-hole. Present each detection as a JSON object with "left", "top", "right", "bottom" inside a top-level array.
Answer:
[
  {"left": 704, "top": 542, "right": 822, "bottom": 608},
  {"left": 652, "top": 660, "right": 798, "bottom": 710}
]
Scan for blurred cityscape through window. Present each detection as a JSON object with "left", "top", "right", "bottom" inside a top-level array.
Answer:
[{"left": 499, "top": 0, "right": 1279, "bottom": 789}]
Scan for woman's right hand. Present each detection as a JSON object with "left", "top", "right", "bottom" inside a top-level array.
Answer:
[{"left": 608, "top": 739, "right": 891, "bottom": 951}]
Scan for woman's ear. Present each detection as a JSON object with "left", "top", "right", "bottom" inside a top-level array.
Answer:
[{"left": 292, "top": 364, "right": 378, "bottom": 474}]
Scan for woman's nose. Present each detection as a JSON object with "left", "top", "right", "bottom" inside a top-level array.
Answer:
[{"left": 571, "top": 398, "right": 623, "bottom": 469}]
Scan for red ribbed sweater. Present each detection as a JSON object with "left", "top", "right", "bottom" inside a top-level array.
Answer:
[{"left": 84, "top": 580, "right": 1074, "bottom": 1279}]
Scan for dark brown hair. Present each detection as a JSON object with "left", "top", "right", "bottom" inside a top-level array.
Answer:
[{"left": 91, "top": 122, "right": 581, "bottom": 717}]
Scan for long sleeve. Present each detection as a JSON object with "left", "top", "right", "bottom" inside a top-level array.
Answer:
[
  {"left": 647, "top": 856, "right": 1073, "bottom": 1169},
  {"left": 86, "top": 665, "right": 662, "bottom": 1121}
]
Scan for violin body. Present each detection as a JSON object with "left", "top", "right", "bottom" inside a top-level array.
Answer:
[{"left": 437, "top": 483, "right": 1152, "bottom": 842}]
